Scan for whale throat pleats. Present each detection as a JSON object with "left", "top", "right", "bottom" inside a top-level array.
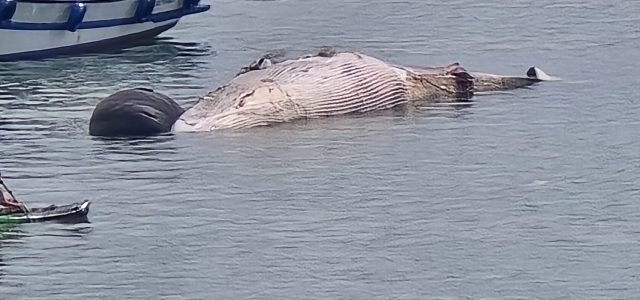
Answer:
[{"left": 174, "top": 53, "right": 409, "bottom": 131}]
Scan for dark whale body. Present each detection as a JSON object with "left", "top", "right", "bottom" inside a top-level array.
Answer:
[
  {"left": 89, "top": 51, "right": 552, "bottom": 137},
  {"left": 88, "top": 88, "right": 184, "bottom": 136}
]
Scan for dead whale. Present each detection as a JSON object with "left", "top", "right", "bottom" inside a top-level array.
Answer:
[{"left": 89, "top": 51, "right": 551, "bottom": 136}]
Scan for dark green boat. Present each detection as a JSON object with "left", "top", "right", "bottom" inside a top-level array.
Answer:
[{"left": 0, "top": 200, "right": 91, "bottom": 223}]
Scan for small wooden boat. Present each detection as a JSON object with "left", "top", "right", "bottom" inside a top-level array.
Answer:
[
  {"left": 0, "top": 0, "right": 210, "bottom": 61},
  {"left": 0, "top": 199, "right": 91, "bottom": 223}
]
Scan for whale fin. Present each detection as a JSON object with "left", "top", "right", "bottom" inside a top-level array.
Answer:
[
  {"left": 526, "top": 66, "right": 556, "bottom": 81},
  {"left": 471, "top": 66, "right": 554, "bottom": 92}
]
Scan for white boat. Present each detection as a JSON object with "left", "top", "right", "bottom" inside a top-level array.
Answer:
[{"left": 0, "top": 0, "right": 210, "bottom": 60}]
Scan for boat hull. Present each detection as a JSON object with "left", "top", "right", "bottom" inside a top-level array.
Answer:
[
  {"left": 0, "top": 200, "right": 91, "bottom": 223},
  {"left": 0, "top": 20, "right": 178, "bottom": 60},
  {"left": 0, "top": 0, "right": 210, "bottom": 60}
]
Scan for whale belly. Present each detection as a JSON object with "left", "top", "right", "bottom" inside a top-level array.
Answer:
[{"left": 174, "top": 53, "right": 409, "bottom": 131}]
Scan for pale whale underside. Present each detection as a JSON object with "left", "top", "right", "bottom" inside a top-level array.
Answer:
[
  {"left": 173, "top": 52, "right": 547, "bottom": 132},
  {"left": 88, "top": 51, "right": 550, "bottom": 136}
]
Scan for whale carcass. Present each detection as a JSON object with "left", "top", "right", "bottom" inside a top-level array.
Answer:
[{"left": 89, "top": 51, "right": 551, "bottom": 136}]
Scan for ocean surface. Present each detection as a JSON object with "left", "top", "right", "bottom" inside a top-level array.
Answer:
[{"left": 0, "top": 0, "right": 639, "bottom": 299}]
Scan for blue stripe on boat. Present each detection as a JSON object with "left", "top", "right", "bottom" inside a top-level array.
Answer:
[{"left": 0, "top": 4, "right": 209, "bottom": 30}]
